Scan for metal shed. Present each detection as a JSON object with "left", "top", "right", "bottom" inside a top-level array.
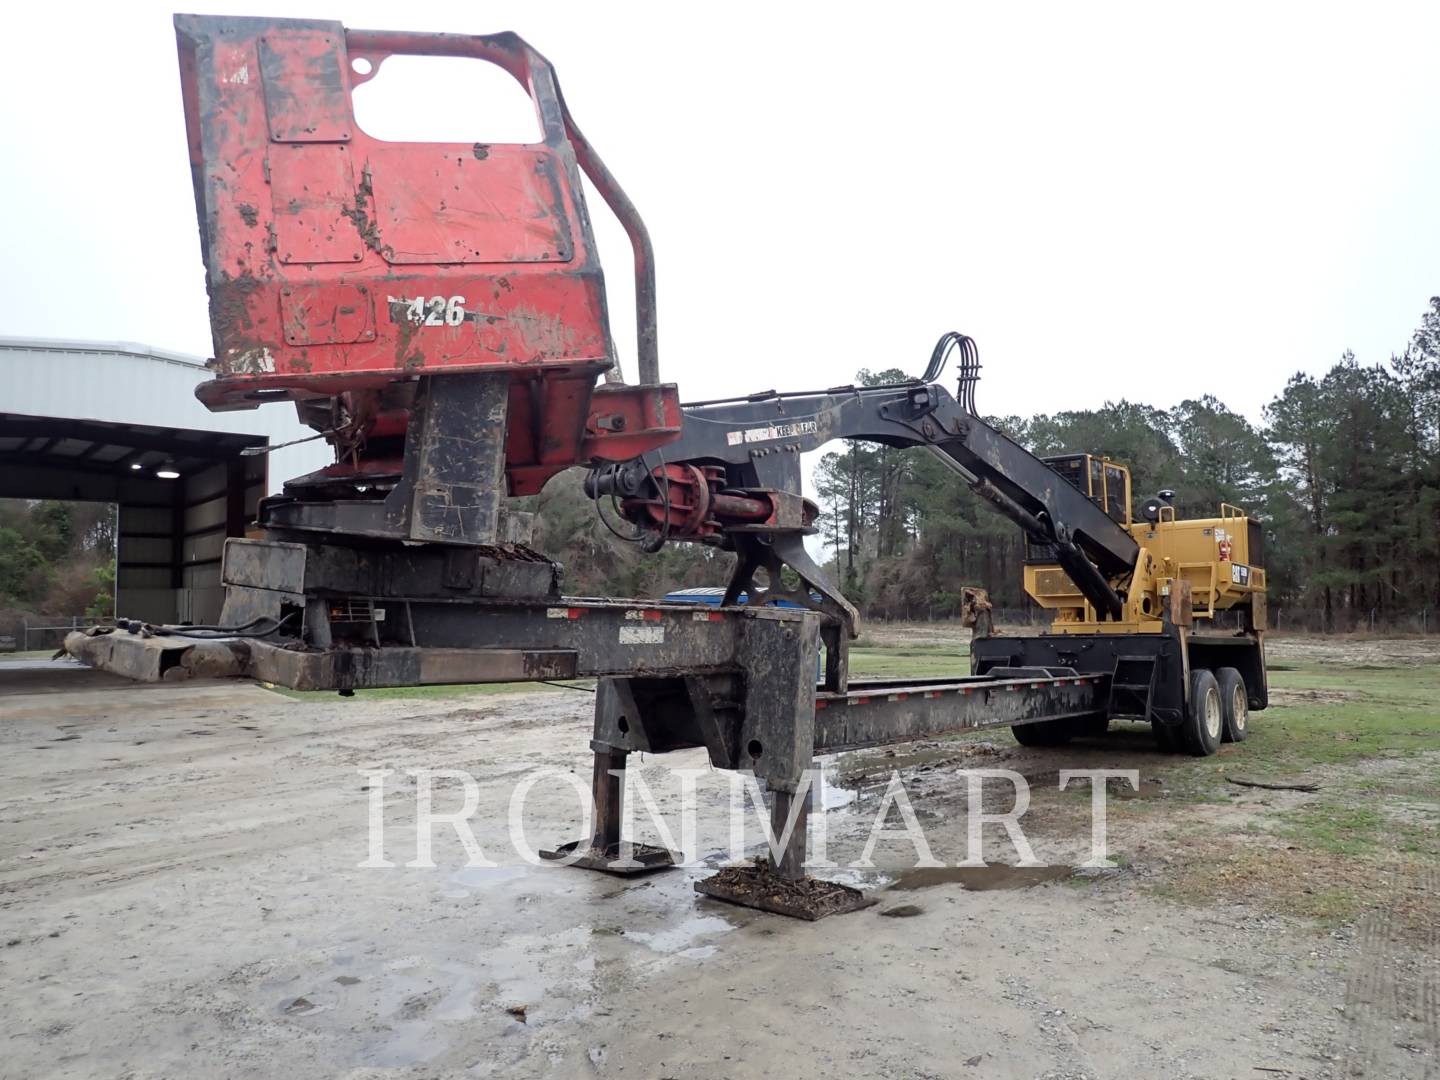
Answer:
[{"left": 0, "top": 337, "right": 331, "bottom": 625}]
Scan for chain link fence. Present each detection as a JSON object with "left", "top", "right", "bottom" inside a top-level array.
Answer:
[
  {"left": 1267, "top": 606, "right": 1436, "bottom": 635},
  {"left": 0, "top": 615, "right": 116, "bottom": 654}
]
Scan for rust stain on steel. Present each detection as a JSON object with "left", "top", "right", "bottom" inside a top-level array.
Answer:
[
  {"left": 341, "top": 167, "right": 387, "bottom": 256},
  {"left": 207, "top": 271, "right": 267, "bottom": 375}
]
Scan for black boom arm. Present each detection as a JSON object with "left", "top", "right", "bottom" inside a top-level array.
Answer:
[{"left": 587, "top": 336, "right": 1141, "bottom": 662}]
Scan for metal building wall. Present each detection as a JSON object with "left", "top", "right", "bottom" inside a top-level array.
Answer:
[
  {"left": 0, "top": 338, "right": 331, "bottom": 494},
  {"left": 0, "top": 337, "right": 332, "bottom": 624},
  {"left": 177, "top": 457, "right": 266, "bottom": 623}
]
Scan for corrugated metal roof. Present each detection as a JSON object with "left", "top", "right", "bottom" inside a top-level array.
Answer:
[
  {"left": 0, "top": 411, "right": 263, "bottom": 479},
  {"left": 0, "top": 335, "right": 207, "bottom": 369},
  {"left": 0, "top": 337, "right": 331, "bottom": 494}
]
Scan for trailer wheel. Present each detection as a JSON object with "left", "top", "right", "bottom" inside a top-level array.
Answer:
[
  {"left": 1181, "top": 668, "right": 1223, "bottom": 756},
  {"left": 1081, "top": 715, "right": 1110, "bottom": 738},
  {"left": 1011, "top": 719, "right": 1074, "bottom": 747},
  {"left": 1215, "top": 667, "right": 1248, "bottom": 742}
]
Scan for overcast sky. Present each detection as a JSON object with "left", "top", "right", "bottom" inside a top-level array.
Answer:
[{"left": 4, "top": 2, "right": 1437, "bottom": 431}]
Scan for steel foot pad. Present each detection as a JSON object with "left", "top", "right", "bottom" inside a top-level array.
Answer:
[
  {"left": 539, "top": 840, "right": 681, "bottom": 875},
  {"left": 694, "top": 860, "right": 876, "bottom": 920}
]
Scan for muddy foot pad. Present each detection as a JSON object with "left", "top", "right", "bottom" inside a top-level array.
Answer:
[
  {"left": 539, "top": 840, "right": 680, "bottom": 875},
  {"left": 694, "top": 860, "right": 875, "bottom": 920}
]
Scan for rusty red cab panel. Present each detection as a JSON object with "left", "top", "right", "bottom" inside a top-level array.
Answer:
[{"left": 175, "top": 15, "right": 677, "bottom": 495}]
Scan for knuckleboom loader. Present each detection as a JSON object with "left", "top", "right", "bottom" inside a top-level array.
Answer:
[
  {"left": 69, "top": 15, "right": 1265, "bottom": 915},
  {"left": 593, "top": 331, "right": 1269, "bottom": 758},
  {"left": 991, "top": 454, "right": 1268, "bottom": 755}
]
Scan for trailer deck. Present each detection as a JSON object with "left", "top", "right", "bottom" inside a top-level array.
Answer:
[{"left": 814, "top": 673, "right": 1107, "bottom": 752}]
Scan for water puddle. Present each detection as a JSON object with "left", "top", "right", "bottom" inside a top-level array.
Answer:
[
  {"left": 818, "top": 770, "right": 857, "bottom": 810},
  {"left": 816, "top": 866, "right": 894, "bottom": 890},
  {"left": 617, "top": 913, "right": 735, "bottom": 957},
  {"left": 890, "top": 865, "right": 1073, "bottom": 891},
  {"left": 367, "top": 1022, "right": 449, "bottom": 1067}
]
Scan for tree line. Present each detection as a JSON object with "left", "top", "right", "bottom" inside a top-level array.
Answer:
[
  {"left": 0, "top": 500, "right": 116, "bottom": 639},
  {"left": 816, "top": 298, "right": 1440, "bottom": 631},
  {"left": 3, "top": 299, "right": 1435, "bottom": 636}
]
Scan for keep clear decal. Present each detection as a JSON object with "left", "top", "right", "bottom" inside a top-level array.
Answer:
[
  {"left": 725, "top": 419, "right": 819, "bottom": 446},
  {"left": 619, "top": 625, "right": 664, "bottom": 645}
]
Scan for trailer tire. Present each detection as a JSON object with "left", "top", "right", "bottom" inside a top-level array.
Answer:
[
  {"left": 1011, "top": 719, "right": 1074, "bottom": 747},
  {"left": 1182, "top": 668, "right": 1223, "bottom": 756},
  {"left": 1215, "top": 667, "right": 1248, "bottom": 742},
  {"left": 1080, "top": 715, "right": 1110, "bottom": 738}
]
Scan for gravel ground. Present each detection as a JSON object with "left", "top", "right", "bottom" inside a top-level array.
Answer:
[{"left": 1, "top": 658, "right": 1434, "bottom": 1079}]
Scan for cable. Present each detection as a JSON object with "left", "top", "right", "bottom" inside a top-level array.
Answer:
[
  {"left": 538, "top": 680, "right": 597, "bottom": 694},
  {"left": 922, "top": 331, "right": 980, "bottom": 388},
  {"left": 681, "top": 335, "right": 980, "bottom": 412},
  {"left": 595, "top": 476, "right": 647, "bottom": 543},
  {"left": 239, "top": 428, "right": 337, "bottom": 456},
  {"left": 145, "top": 612, "right": 299, "bottom": 639},
  {"left": 126, "top": 616, "right": 254, "bottom": 633},
  {"left": 639, "top": 448, "right": 671, "bottom": 554},
  {"left": 921, "top": 331, "right": 958, "bottom": 383},
  {"left": 591, "top": 452, "right": 674, "bottom": 551},
  {"left": 922, "top": 332, "right": 982, "bottom": 412},
  {"left": 117, "top": 614, "right": 274, "bottom": 634}
]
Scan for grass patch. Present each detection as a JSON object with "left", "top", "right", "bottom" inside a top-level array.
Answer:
[
  {"left": 848, "top": 645, "right": 969, "bottom": 679},
  {"left": 1118, "top": 661, "right": 1440, "bottom": 933},
  {"left": 1149, "top": 844, "right": 1436, "bottom": 934},
  {"left": 1275, "top": 802, "right": 1438, "bottom": 858},
  {"left": 1239, "top": 661, "right": 1440, "bottom": 770},
  {"left": 1276, "top": 804, "right": 1390, "bottom": 856}
]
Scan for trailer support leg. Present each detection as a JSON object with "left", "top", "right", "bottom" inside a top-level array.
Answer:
[
  {"left": 769, "top": 787, "right": 808, "bottom": 881},
  {"left": 540, "top": 742, "right": 681, "bottom": 875},
  {"left": 590, "top": 744, "right": 626, "bottom": 852}
]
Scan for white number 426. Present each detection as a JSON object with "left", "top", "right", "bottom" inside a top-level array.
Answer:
[{"left": 388, "top": 295, "right": 466, "bottom": 327}]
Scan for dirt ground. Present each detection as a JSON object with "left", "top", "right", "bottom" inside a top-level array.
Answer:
[{"left": 2, "top": 655, "right": 1436, "bottom": 1080}]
